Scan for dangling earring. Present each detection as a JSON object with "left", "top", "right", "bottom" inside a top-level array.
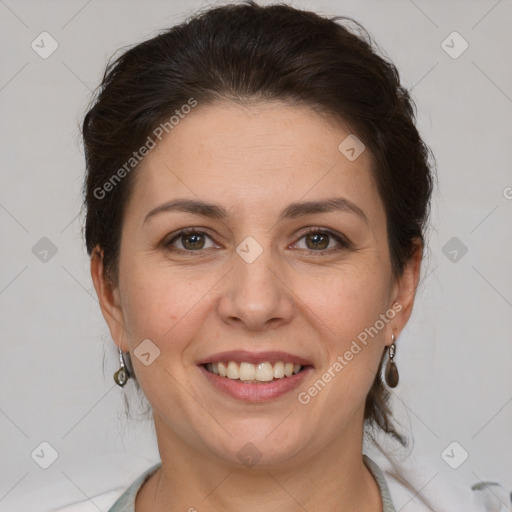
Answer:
[
  {"left": 385, "top": 334, "right": 399, "bottom": 388},
  {"left": 113, "top": 346, "right": 130, "bottom": 387}
]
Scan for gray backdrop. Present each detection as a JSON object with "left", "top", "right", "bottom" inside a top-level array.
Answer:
[{"left": 1, "top": 0, "right": 511, "bottom": 510}]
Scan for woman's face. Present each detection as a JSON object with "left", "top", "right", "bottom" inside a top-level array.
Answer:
[{"left": 93, "top": 100, "right": 420, "bottom": 467}]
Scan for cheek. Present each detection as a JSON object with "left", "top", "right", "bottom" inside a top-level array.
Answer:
[
  {"left": 118, "top": 250, "right": 203, "bottom": 337},
  {"left": 303, "top": 264, "right": 390, "bottom": 388},
  {"left": 304, "top": 262, "right": 390, "bottom": 334},
  {"left": 120, "top": 279, "right": 173, "bottom": 339},
  {"left": 117, "top": 264, "right": 202, "bottom": 401}
]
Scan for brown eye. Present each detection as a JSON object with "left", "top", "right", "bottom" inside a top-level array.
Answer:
[
  {"left": 293, "top": 229, "right": 349, "bottom": 254},
  {"left": 181, "top": 232, "right": 205, "bottom": 250},
  {"left": 166, "top": 229, "right": 217, "bottom": 252},
  {"left": 305, "top": 232, "right": 330, "bottom": 250}
]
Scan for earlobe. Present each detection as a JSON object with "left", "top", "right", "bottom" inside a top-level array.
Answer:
[{"left": 90, "top": 246, "right": 128, "bottom": 350}]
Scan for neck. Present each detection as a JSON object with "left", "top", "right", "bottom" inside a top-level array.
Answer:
[{"left": 136, "top": 414, "right": 382, "bottom": 512}]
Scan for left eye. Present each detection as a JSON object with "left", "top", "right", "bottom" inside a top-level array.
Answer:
[{"left": 293, "top": 229, "right": 349, "bottom": 252}]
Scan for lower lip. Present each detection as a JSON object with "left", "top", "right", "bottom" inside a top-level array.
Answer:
[{"left": 198, "top": 365, "right": 313, "bottom": 402}]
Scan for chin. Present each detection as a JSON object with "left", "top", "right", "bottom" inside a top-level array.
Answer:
[{"left": 202, "top": 425, "right": 309, "bottom": 468}]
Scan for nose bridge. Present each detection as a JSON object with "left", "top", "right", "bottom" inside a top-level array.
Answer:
[{"left": 217, "top": 233, "right": 294, "bottom": 330}]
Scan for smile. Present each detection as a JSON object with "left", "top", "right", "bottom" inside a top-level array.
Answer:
[
  {"left": 205, "top": 361, "right": 303, "bottom": 382},
  {"left": 197, "top": 350, "right": 314, "bottom": 401}
]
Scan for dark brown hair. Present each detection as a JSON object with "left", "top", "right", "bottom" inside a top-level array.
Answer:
[{"left": 82, "top": 1, "right": 435, "bottom": 446}]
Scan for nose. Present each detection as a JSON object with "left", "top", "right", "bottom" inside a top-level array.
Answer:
[{"left": 217, "top": 242, "right": 294, "bottom": 332}]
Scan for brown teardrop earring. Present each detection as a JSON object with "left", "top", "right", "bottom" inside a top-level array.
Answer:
[
  {"left": 385, "top": 334, "right": 399, "bottom": 388},
  {"left": 114, "top": 346, "right": 130, "bottom": 387}
]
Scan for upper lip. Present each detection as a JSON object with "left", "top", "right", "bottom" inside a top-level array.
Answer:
[{"left": 197, "top": 350, "right": 314, "bottom": 367}]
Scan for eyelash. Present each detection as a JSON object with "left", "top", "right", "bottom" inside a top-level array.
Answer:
[{"left": 164, "top": 227, "right": 350, "bottom": 256}]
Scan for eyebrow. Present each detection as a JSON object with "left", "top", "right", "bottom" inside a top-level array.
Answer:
[{"left": 143, "top": 197, "right": 368, "bottom": 226}]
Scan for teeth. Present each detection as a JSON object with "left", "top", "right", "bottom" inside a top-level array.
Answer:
[
  {"left": 256, "top": 362, "right": 274, "bottom": 381},
  {"left": 218, "top": 362, "right": 228, "bottom": 377},
  {"left": 206, "top": 361, "right": 304, "bottom": 381},
  {"left": 239, "top": 362, "right": 256, "bottom": 380},
  {"left": 273, "top": 361, "right": 284, "bottom": 378},
  {"left": 227, "top": 361, "right": 239, "bottom": 379}
]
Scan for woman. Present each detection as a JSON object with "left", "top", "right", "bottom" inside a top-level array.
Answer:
[{"left": 58, "top": 1, "right": 492, "bottom": 511}]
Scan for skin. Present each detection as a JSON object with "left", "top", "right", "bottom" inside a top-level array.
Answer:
[{"left": 91, "top": 100, "right": 422, "bottom": 511}]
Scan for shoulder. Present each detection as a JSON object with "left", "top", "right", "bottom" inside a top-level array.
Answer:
[
  {"left": 50, "top": 463, "right": 161, "bottom": 512},
  {"left": 49, "top": 489, "right": 124, "bottom": 512},
  {"left": 369, "top": 452, "right": 510, "bottom": 512}
]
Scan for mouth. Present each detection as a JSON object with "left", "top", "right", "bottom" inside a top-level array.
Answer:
[{"left": 197, "top": 351, "right": 314, "bottom": 402}]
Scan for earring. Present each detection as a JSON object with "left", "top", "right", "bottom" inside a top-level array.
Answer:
[
  {"left": 385, "top": 334, "right": 399, "bottom": 388},
  {"left": 113, "top": 346, "right": 130, "bottom": 387}
]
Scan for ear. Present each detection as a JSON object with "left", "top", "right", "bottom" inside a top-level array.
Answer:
[
  {"left": 386, "top": 239, "right": 423, "bottom": 346},
  {"left": 90, "top": 245, "right": 129, "bottom": 351}
]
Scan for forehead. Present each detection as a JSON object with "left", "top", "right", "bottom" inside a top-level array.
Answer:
[{"left": 126, "top": 100, "right": 384, "bottom": 228}]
